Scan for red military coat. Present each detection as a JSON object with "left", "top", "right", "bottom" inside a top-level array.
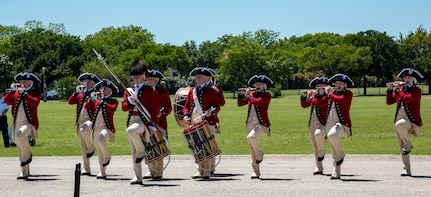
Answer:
[
  {"left": 183, "top": 86, "right": 220, "bottom": 125},
  {"left": 386, "top": 85, "right": 422, "bottom": 127},
  {"left": 327, "top": 89, "right": 353, "bottom": 128},
  {"left": 4, "top": 87, "right": 41, "bottom": 130},
  {"left": 300, "top": 93, "right": 328, "bottom": 126},
  {"left": 122, "top": 85, "right": 160, "bottom": 127},
  {"left": 211, "top": 85, "right": 225, "bottom": 107},
  {"left": 68, "top": 89, "right": 96, "bottom": 123},
  {"left": 238, "top": 90, "right": 271, "bottom": 127},
  {"left": 85, "top": 97, "right": 118, "bottom": 133},
  {"left": 155, "top": 86, "right": 172, "bottom": 131}
]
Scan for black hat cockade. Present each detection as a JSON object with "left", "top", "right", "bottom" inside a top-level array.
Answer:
[
  {"left": 397, "top": 68, "right": 424, "bottom": 79},
  {"left": 309, "top": 77, "right": 330, "bottom": 88},
  {"left": 189, "top": 67, "right": 213, "bottom": 77},
  {"left": 147, "top": 70, "right": 165, "bottom": 79},
  {"left": 247, "top": 75, "right": 274, "bottom": 86},
  {"left": 329, "top": 74, "right": 354, "bottom": 87},
  {"left": 78, "top": 72, "right": 101, "bottom": 83},
  {"left": 95, "top": 79, "right": 119, "bottom": 93},
  {"left": 14, "top": 72, "right": 41, "bottom": 82}
]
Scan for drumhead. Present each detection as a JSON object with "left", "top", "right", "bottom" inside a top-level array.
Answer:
[{"left": 173, "top": 86, "right": 192, "bottom": 127}]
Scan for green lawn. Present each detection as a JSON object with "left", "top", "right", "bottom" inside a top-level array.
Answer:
[{"left": 1, "top": 90, "right": 430, "bottom": 157}]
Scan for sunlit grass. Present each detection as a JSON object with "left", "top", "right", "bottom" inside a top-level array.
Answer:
[{"left": 1, "top": 90, "right": 430, "bottom": 157}]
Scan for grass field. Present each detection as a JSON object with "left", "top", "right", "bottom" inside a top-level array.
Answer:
[{"left": 1, "top": 89, "right": 430, "bottom": 157}]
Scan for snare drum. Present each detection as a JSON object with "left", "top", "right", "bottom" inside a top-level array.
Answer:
[
  {"left": 183, "top": 120, "right": 221, "bottom": 163},
  {"left": 174, "top": 86, "right": 192, "bottom": 128},
  {"left": 143, "top": 129, "right": 170, "bottom": 164}
]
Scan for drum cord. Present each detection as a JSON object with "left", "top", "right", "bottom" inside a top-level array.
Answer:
[
  {"left": 146, "top": 155, "right": 171, "bottom": 173},
  {"left": 197, "top": 154, "right": 222, "bottom": 172}
]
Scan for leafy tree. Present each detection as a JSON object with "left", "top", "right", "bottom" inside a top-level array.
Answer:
[
  {"left": 343, "top": 30, "right": 399, "bottom": 94},
  {"left": 3, "top": 21, "right": 83, "bottom": 88},
  {"left": 399, "top": 25, "right": 431, "bottom": 93},
  {"left": 0, "top": 54, "right": 13, "bottom": 88}
]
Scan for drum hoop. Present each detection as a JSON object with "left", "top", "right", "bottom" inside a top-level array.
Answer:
[{"left": 183, "top": 120, "right": 209, "bottom": 134}]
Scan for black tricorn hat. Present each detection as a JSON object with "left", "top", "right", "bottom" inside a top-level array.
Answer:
[
  {"left": 207, "top": 68, "right": 218, "bottom": 77},
  {"left": 189, "top": 67, "right": 213, "bottom": 76},
  {"left": 147, "top": 70, "right": 165, "bottom": 79},
  {"left": 130, "top": 60, "right": 149, "bottom": 76},
  {"left": 309, "top": 77, "right": 329, "bottom": 88},
  {"left": 14, "top": 72, "right": 41, "bottom": 82},
  {"left": 247, "top": 75, "right": 273, "bottom": 86},
  {"left": 78, "top": 73, "right": 101, "bottom": 83},
  {"left": 329, "top": 74, "right": 354, "bottom": 87},
  {"left": 95, "top": 79, "right": 119, "bottom": 93},
  {"left": 397, "top": 68, "right": 424, "bottom": 79}
]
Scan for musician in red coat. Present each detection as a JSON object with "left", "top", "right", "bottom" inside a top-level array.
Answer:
[
  {"left": 144, "top": 69, "right": 172, "bottom": 179},
  {"left": 300, "top": 77, "right": 330, "bottom": 175},
  {"left": 4, "top": 72, "right": 41, "bottom": 180},
  {"left": 386, "top": 68, "right": 423, "bottom": 177},
  {"left": 324, "top": 74, "right": 354, "bottom": 180},
  {"left": 207, "top": 68, "right": 226, "bottom": 107},
  {"left": 85, "top": 79, "right": 119, "bottom": 179},
  {"left": 183, "top": 67, "right": 221, "bottom": 179},
  {"left": 122, "top": 60, "right": 160, "bottom": 185},
  {"left": 238, "top": 75, "right": 273, "bottom": 179},
  {"left": 68, "top": 72, "right": 101, "bottom": 175}
]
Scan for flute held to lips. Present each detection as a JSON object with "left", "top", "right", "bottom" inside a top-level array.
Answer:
[
  {"left": 386, "top": 81, "right": 406, "bottom": 87},
  {"left": 238, "top": 87, "right": 256, "bottom": 91}
]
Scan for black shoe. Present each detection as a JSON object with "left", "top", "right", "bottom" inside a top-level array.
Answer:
[
  {"left": 330, "top": 176, "right": 340, "bottom": 180},
  {"left": 191, "top": 175, "right": 201, "bottom": 179},
  {"left": 313, "top": 170, "right": 323, "bottom": 175},
  {"left": 251, "top": 172, "right": 260, "bottom": 179},
  {"left": 10, "top": 142, "right": 16, "bottom": 147},
  {"left": 86, "top": 150, "right": 94, "bottom": 158},
  {"left": 130, "top": 180, "right": 143, "bottom": 185},
  {"left": 17, "top": 175, "right": 28, "bottom": 180},
  {"left": 152, "top": 176, "right": 162, "bottom": 180},
  {"left": 96, "top": 176, "right": 106, "bottom": 179},
  {"left": 202, "top": 176, "right": 210, "bottom": 180},
  {"left": 81, "top": 172, "right": 91, "bottom": 176},
  {"left": 135, "top": 157, "right": 144, "bottom": 163}
]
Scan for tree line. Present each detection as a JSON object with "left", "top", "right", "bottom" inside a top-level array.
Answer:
[{"left": 1, "top": 20, "right": 430, "bottom": 97}]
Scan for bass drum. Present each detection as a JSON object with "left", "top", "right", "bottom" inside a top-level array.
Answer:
[{"left": 173, "top": 86, "right": 192, "bottom": 128}]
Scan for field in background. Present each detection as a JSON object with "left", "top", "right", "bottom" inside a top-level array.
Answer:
[{"left": 1, "top": 89, "right": 430, "bottom": 157}]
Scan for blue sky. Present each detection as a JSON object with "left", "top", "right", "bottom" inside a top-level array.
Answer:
[{"left": 2, "top": 0, "right": 430, "bottom": 45}]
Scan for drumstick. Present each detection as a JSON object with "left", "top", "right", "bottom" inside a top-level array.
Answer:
[{"left": 193, "top": 106, "right": 216, "bottom": 122}]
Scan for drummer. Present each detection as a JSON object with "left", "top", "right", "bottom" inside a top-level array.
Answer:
[
  {"left": 238, "top": 75, "right": 273, "bottom": 179},
  {"left": 144, "top": 69, "right": 172, "bottom": 179},
  {"left": 183, "top": 67, "right": 221, "bottom": 179}
]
